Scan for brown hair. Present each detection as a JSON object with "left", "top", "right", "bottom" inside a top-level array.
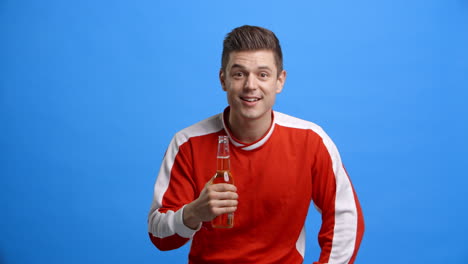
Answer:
[{"left": 221, "top": 25, "right": 283, "bottom": 75}]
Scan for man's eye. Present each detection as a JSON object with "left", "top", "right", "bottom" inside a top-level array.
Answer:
[
  {"left": 233, "top": 72, "right": 244, "bottom": 78},
  {"left": 260, "top": 72, "right": 269, "bottom": 78}
]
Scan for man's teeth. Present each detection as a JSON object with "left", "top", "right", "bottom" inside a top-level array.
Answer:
[{"left": 243, "top": 98, "right": 259, "bottom": 102}]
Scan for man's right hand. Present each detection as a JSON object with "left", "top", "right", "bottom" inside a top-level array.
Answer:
[{"left": 183, "top": 177, "right": 238, "bottom": 230}]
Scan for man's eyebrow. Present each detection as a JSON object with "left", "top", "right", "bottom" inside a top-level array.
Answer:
[
  {"left": 230, "top": 64, "right": 272, "bottom": 71},
  {"left": 230, "top": 64, "right": 246, "bottom": 69},
  {"left": 257, "top": 66, "right": 272, "bottom": 71}
]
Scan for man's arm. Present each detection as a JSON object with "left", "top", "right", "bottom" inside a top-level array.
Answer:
[
  {"left": 147, "top": 137, "right": 198, "bottom": 251},
  {"left": 148, "top": 136, "right": 238, "bottom": 251},
  {"left": 148, "top": 175, "right": 238, "bottom": 251},
  {"left": 311, "top": 132, "right": 365, "bottom": 264}
]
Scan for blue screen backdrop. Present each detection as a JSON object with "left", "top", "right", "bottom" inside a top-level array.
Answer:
[{"left": 1, "top": 1, "right": 467, "bottom": 263}]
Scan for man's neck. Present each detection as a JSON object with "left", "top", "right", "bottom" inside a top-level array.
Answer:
[{"left": 228, "top": 111, "right": 273, "bottom": 144}]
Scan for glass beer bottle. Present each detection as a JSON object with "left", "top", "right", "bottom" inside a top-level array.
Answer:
[{"left": 211, "top": 135, "right": 234, "bottom": 228}]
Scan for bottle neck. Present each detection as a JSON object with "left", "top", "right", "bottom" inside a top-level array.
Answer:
[
  {"left": 217, "top": 135, "right": 230, "bottom": 171},
  {"left": 217, "top": 156, "right": 230, "bottom": 171}
]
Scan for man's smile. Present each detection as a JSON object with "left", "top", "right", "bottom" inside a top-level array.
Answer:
[{"left": 240, "top": 96, "right": 261, "bottom": 102}]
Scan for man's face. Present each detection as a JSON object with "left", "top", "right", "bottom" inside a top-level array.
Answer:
[{"left": 220, "top": 50, "right": 286, "bottom": 125}]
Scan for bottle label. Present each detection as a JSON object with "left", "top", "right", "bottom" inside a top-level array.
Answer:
[{"left": 224, "top": 171, "right": 229, "bottom": 182}]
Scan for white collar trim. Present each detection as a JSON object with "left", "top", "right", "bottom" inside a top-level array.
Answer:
[{"left": 221, "top": 110, "right": 276, "bottom": 151}]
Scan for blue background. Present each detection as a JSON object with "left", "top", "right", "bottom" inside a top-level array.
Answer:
[{"left": 1, "top": 0, "right": 467, "bottom": 263}]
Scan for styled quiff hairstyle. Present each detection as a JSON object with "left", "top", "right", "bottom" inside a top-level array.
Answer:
[{"left": 221, "top": 25, "right": 283, "bottom": 75}]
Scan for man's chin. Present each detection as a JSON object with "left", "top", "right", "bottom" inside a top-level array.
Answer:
[{"left": 239, "top": 109, "right": 271, "bottom": 121}]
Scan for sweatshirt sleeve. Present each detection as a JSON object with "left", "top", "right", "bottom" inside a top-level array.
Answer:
[
  {"left": 311, "top": 130, "right": 365, "bottom": 264},
  {"left": 147, "top": 135, "right": 202, "bottom": 251}
]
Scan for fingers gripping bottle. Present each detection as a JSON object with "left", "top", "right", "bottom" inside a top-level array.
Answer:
[{"left": 211, "top": 135, "right": 235, "bottom": 228}]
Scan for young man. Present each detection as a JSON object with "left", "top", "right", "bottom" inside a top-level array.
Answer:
[{"left": 148, "top": 25, "right": 364, "bottom": 264}]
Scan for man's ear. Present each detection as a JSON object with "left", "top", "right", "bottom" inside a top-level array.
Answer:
[
  {"left": 219, "top": 69, "right": 226, "bottom": 91},
  {"left": 276, "top": 70, "right": 287, "bottom": 94}
]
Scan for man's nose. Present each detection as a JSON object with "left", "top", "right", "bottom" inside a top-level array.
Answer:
[{"left": 244, "top": 74, "right": 257, "bottom": 90}]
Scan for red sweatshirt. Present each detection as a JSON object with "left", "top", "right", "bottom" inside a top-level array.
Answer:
[{"left": 148, "top": 108, "right": 364, "bottom": 263}]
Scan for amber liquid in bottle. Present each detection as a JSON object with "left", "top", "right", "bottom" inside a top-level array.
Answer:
[{"left": 211, "top": 136, "right": 234, "bottom": 228}]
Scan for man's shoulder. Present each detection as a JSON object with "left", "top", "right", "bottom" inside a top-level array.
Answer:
[
  {"left": 173, "top": 113, "right": 223, "bottom": 143},
  {"left": 274, "top": 111, "right": 338, "bottom": 147},
  {"left": 274, "top": 110, "right": 324, "bottom": 133}
]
